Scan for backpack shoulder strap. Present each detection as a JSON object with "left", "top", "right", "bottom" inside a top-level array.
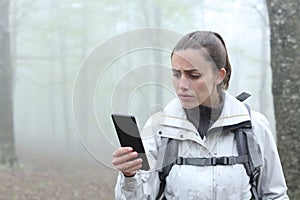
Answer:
[
  {"left": 235, "top": 104, "right": 262, "bottom": 200},
  {"left": 156, "top": 137, "right": 179, "bottom": 200},
  {"left": 240, "top": 104, "right": 263, "bottom": 169}
]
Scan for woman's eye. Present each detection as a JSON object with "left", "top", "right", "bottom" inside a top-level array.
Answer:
[
  {"left": 189, "top": 74, "right": 201, "bottom": 79},
  {"left": 172, "top": 73, "right": 181, "bottom": 78}
]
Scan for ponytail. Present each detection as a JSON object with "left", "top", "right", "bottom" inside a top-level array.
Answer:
[{"left": 212, "top": 32, "right": 231, "bottom": 90}]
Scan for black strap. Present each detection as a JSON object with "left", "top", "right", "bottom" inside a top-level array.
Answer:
[
  {"left": 175, "top": 155, "right": 249, "bottom": 166},
  {"left": 156, "top": 138, "right": 179, "bottom": 200},
  {"left": 156, "top": 179, "right": 167, "bottom": 200},
  {"left": 234, "top": 104, "right": 262, "bottom": 200},
  {"left": 235, "top": 129, "right": 251, "bottom": 173}
]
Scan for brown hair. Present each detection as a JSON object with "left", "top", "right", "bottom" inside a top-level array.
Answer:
[{"left": 171, "top": 31, "right": 231, "bottom": 90}]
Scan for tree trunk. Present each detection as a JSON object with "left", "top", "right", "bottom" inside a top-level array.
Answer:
[
  {"left": 154, "top": 3, "right": 163, "bottom": 106},
  {"left": 266, "top": 0, "right": 300, "bottom": 198},
  {"left": 0, "top": 0, "right": 18, "bottom": 166},
  {"left": 56, "top": 3, "right": 70, "bottom": 143}
]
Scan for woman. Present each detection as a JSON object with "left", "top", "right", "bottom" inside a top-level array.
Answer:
[{"left": 112, "top": 31, "right": 289, "bottom": 199}]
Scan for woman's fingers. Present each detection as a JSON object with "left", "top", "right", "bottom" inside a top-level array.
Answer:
[
  {"left": 112, "top": 147, "right": 143, "bottom": 175},
  {"left": 112, "top": 147, "right": 133, "bottom": 158},
  {"left": 118, "top": 158, "right": 143, "bottom": 174},
  {"left": 112, "top": 147, "right": 137, "bottom": 165}
]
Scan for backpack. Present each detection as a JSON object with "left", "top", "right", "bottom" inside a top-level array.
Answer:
[{"left": 155, "top": 92, "right": 263, "bottom": 200}]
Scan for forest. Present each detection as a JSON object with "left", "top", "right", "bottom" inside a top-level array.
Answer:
[{"left": 0, "top": 0, "right": 299, "bottom": 199}]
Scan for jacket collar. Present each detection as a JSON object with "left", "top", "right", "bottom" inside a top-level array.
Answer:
[{"left": 159, "top": 91, "right": 251, "bottom": 132}]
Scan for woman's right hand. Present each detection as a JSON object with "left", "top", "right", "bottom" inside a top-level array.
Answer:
[{"left": 112, "top": 147, "right": 143, "bottom": 177}]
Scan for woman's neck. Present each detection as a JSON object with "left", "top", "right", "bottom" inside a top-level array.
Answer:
[{"left": 202, "top": 91, "right": 222, "bottom": 108}]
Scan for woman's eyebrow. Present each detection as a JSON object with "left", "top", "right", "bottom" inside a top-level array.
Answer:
[
  {"left": 171, "top": 69, "right": 199, "bottom": 73},
  {"left": 184, "top": 69, "right": 199, "bottom": 73}
]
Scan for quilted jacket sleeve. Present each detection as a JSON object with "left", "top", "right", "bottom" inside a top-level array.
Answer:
[
  {"left": 252, "top": 111, "right": 289, "bottom": 199},
  {"left": 115, "top": 113, "right": 162, "bottom": 200}
]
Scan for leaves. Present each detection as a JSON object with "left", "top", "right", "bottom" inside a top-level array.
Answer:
[{"left": 0, "top": 154, "right": 116, "bottom": 199}]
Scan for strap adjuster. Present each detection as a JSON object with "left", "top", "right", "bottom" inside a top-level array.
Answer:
[{"left": 176, "top": 157, "right": 184, "bottom": 165}]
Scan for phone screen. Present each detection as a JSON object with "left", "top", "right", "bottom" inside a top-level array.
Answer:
[{"left": 111, "top": 114, "right": 150, "bottom": 170}]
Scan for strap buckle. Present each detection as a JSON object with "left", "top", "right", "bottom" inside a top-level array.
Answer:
[{"left": 212, "top": 157, "right": 229, "bottom": 165}]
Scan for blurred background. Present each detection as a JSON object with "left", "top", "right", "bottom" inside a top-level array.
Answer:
[{"left": 1, "top": 0, "right": 278, "bottom": 199}]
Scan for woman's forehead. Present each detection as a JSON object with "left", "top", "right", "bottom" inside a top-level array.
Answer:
[{"left": 171, "top": 49, "right": 213, "bottom": 70}]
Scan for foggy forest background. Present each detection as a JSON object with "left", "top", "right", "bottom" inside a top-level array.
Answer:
[
  {"left": 13, "top": 0, "right": 272, "bottom": 167},
  {"left": 1, "top": 0, "right": 299, "bottom": 199}
]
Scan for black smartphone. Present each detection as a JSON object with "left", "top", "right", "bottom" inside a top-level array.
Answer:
[{"left": 111, "top": 114, "right": 150, "bottom": 171}]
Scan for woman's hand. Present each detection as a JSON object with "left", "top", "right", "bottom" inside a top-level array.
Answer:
[{"left": 112, "top": 147, "right": 143, "bottom": 177}]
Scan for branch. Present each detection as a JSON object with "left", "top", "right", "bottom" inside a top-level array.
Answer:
[{"left": 241, "top": 0, "right": 269, "bottom": 27}]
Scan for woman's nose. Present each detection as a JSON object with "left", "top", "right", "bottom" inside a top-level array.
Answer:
[{"left": 178, "top": 75, "right": 190, "bottom": 90}]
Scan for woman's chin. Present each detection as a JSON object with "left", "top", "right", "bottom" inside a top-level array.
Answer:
[{"left": 180, "top": 101, "right": 199, "bottom": 109}]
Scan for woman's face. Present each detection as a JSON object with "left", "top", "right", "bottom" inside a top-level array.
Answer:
[{"left": 171, "top": 49, "right": 225, "bottom": 109}]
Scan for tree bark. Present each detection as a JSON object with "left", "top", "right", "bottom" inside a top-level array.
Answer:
[
  {"left": 0, "top": 0, "right": 17, "bottom": 166},
  {"left": 266, "top": 0, "right": 300, "bottom": 198}
]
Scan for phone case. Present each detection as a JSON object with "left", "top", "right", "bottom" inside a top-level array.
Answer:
[{"left": 111, "top": 114, "right": 150, "bottom": 170}]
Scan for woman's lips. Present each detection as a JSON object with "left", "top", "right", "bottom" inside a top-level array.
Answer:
[{"left": 178, "top": 94, "right": 194, "bottom": 101}]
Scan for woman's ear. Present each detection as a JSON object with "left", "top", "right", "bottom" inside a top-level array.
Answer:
[{"left": 215, "top": 68, "right": 226, "bottom": 85}]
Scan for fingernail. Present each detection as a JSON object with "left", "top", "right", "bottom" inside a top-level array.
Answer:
[{"left": 133, "top": 151, "right": 138, "bottom": 156}]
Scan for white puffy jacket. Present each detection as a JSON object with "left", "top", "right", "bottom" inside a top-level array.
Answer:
[{"left": 115, "top": 92, "right": 289, "bottom": 200}]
